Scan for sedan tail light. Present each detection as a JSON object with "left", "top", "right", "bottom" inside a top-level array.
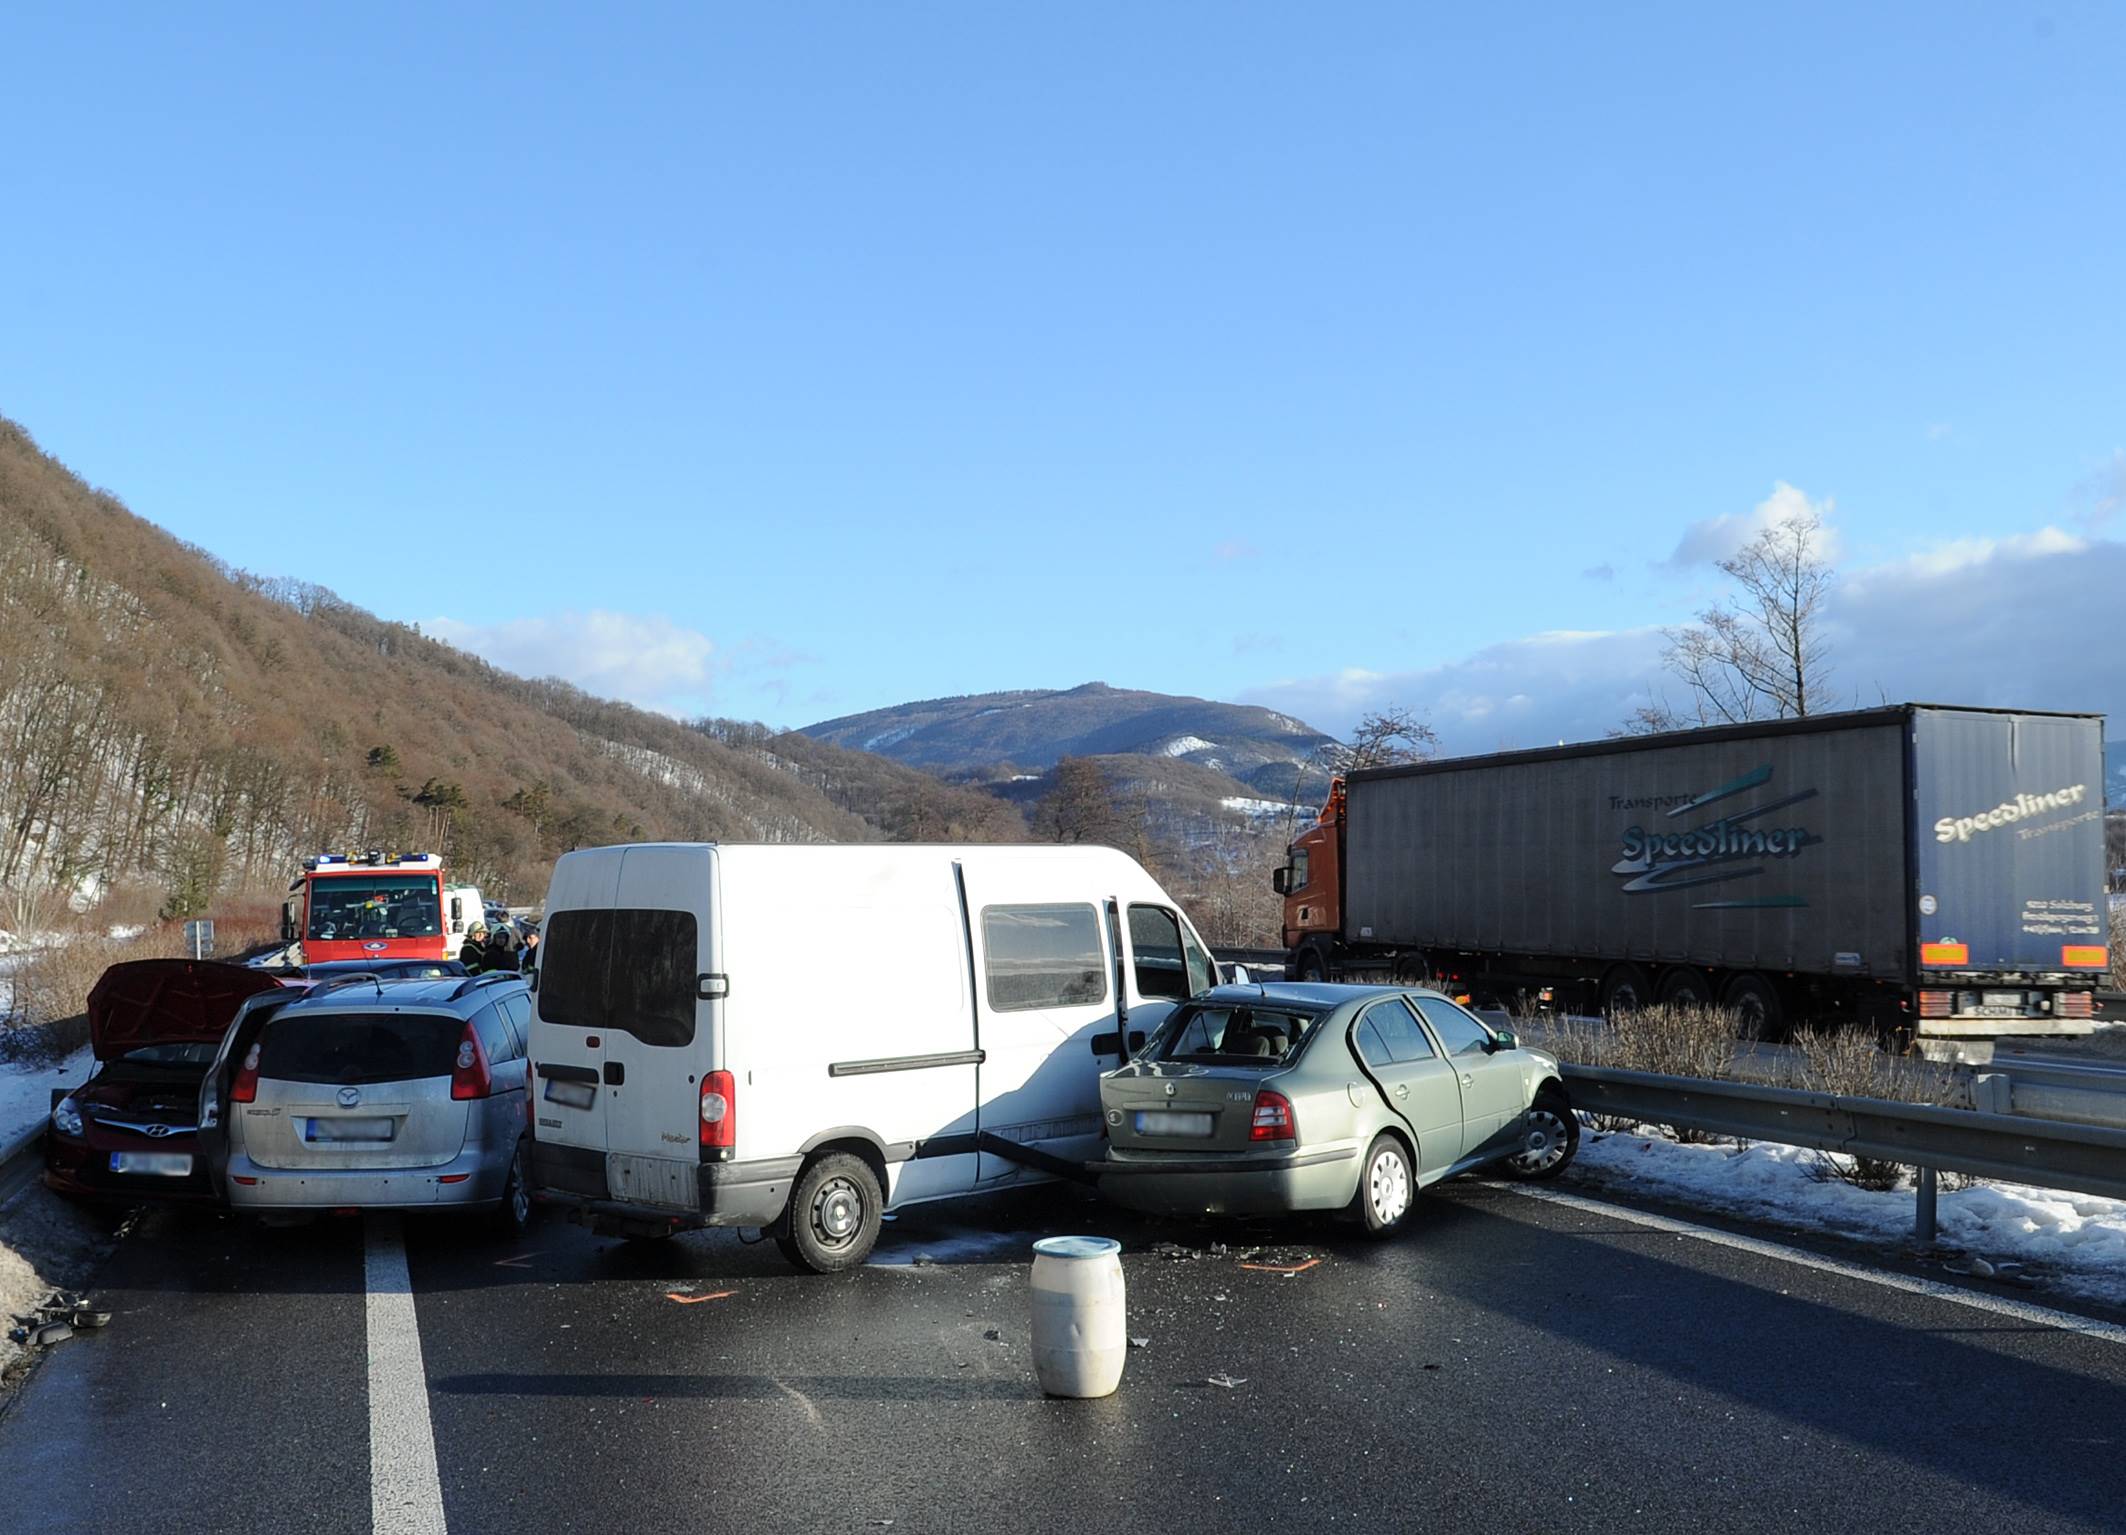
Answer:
[
  {"left": 1249, "top": 1088, "right": 1295, "bottom": 1142},
  {"left": 450, "top": 1024, "right": 493, "bottom": 1100}
]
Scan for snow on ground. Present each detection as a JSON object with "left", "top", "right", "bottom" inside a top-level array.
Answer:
[
  {"left": 0, "top": 1044, "right": 91, "bottom": 1154},
  {"left": 1571, "top": 1123, "right": 2126, "bottom": 1308},
  {"left": 1161, "top": 735, "right": 1217, "bottom": 757}
]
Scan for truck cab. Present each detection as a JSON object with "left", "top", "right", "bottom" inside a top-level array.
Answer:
[
  {"left": 1274, "top": 782, "right": 1344, "bottom": 974},
  {"left": 283, "top": 852, "right": 451, "bottom": 965}
]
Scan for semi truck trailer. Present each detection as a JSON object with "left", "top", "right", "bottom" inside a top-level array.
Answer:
[{"left": 1275, "top": 705, "right": 2109, "bottom": 1053}]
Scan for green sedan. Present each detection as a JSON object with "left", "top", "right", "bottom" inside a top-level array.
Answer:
[{"left": 1095, "top": 982, "right": 1576, "bottom": 1234}]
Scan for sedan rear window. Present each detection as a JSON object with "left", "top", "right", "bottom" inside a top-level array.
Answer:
[
  {"left": 256, "top": 1012, "right": 463, "bottom": 1086},
  {"left": 1151, "top": 1003, "right": 1321, "bottom": 1065}
]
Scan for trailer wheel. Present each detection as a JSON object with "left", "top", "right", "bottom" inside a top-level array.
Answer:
[
  {"left": 1601, "top": 964, "right": 1651, "bottom": 1016},
  {"left": 1657, "top": 968, "right": 1713, "bottom": 1009},
  {"left": 1295, "top": 943, "right": 1329, "bottom": 983},
  {"left": 1722, "top": 973, "right": 1783, "bottom": 1038}
]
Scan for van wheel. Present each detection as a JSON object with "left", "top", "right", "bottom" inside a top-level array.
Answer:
[
  {"left": 1353, "top": 1134, "right": 1415, "bottom": 1236},
  {"left": 776, "top": 1153, "right": 882, "bottom": 1274}
]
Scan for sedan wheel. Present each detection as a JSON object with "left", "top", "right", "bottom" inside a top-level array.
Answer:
[
  {"left": 1504, "top": 1097, "right": 1579, "bottom": 1181},
  {"left": 1357, "top": 1135, "right": 1414, "bottom": 1235}
]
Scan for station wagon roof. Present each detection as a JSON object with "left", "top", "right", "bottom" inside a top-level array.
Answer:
[{"left": 283, "top": 974, "right": 524, "bottom": 1015}]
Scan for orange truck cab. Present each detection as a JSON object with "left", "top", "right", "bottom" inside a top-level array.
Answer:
[{"left": 1275, "top": 779, "right": 1344, "bottom": 979}]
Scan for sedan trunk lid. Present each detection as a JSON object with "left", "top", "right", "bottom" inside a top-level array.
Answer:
[{"left": 1101, "top": 1062, "right": 1285, "bottom": 1153}]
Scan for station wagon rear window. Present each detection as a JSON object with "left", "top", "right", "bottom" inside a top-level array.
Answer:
[
  {"left": 1151, "top": 1003, "right": 1321, "bottom": 1065},
  {"left": 537, "top": 908, "right": 699, "bottom": 1048},
  {"left": 256, "top": 1013, "right": 462, "bottom": 1086},
  {"left": 981, "top": 904, "right": 1107, "bottom": 1012}
]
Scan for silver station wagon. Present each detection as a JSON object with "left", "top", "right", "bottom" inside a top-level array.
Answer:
[
  {"left": 199, "top": 971, "right": 535, "bottom": 1229},
  {"left": 1096, "top": 982, "right": 1577, "bottom": 1234}
]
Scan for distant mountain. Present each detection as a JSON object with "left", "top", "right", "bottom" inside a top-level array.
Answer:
[{"left": 803, "top": 682, "right": 1339, "bottom": 800}]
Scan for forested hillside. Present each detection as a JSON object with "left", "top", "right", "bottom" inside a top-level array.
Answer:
[{"left": 0, "top": 416, "right": 1020, "bottom": 916}]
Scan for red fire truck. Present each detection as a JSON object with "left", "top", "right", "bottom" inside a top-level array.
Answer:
[{"left": 281, "top": 852, "right": 452, "bottom": 964}]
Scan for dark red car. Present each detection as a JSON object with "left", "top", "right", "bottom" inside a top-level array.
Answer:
[{"left": 45, "top": 959, "right": 286, "bottom": 1205}]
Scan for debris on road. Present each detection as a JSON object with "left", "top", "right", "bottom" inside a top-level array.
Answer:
[
  {"left": 1239, "top": 1257, "right": 1322, "bottom": 1276},
  {"left": 1128, "top": 1336, "right": 1150, "bottom": 1349},
  {"left": 1205, "top": 1372, "right": 1247, "bottom": 1389},
  {"left": 665, "top": 1290, "right": 734, "bottom": 1305}
]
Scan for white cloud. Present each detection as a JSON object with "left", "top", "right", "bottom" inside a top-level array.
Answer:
[
  {"left": 1856, "top": 526, "right": 2086, "bottom": 582},
  {"left": 1249, "top": 532, "right": 2126, "bottom": 753},
  {"left": 426, "top": 609, "right": 717, "bottom": 714},
  {"left": 1664, "top": 481, "right": 1839, "bottom": 568}
]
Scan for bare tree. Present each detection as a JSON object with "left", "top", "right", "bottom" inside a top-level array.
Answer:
[
  {"left": 1339, "top": 707, "right": 1440, "bottom": 772},
  {"left": 1642, "top": 506, "right": 1834, "bottom": 729}
]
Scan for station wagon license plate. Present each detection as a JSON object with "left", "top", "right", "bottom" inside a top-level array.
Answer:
[
  {"left": 1134, "top": 1110, "right": 1213, "bottom": 1137},
  {"left": 306, "top": 1117, "right": 394, "bottom": 1142},
  {"left": 110, "top": 1151, "right": 192, "bottom": 1176}
]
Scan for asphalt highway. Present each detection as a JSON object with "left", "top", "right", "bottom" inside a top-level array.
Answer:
[{"left": 3, "top": 1174, "right": 2124, "bottom": 1534}]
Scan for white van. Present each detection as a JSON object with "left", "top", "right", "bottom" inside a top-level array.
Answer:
[
  {"left": 527, "top": 842, "right": 1218, "bottom": 1270},
  {"left": 444, "top": 883, "right": 486, "bottom": 952}
]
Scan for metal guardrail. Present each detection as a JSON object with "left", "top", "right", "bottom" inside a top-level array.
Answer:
[{"left": 1561, "top": 1062, "right": 2126, "bottom": 1240}]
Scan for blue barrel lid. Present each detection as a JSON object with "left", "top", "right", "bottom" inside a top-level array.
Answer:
[{"left": 1032, "top": 1235, "right": 1122, "bottom": 1260}]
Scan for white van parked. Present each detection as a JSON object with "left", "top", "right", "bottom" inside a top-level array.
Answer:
[
  {"left": 527, "top": 842, "right": 1218, "bottom": 1270},
  {"left": 444, "top": 883, "right": 486, "bottom": 951}
]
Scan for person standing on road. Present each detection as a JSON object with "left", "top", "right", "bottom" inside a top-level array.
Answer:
[
  {"left": 483, "top": 925, "right": 519, "bottom": 974},
  {"left": 459, "top": 921, "right": 490, "bottom": 971},
  {"left": 518, "top": 927, "right": 539, "bottom": 973}
]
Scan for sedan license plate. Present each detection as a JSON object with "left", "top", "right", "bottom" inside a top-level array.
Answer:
[
  {"left": 1134, "top": 1110, "right": 1213, "bottom": 1137},
  {"left": 109, "top": 1151, "right": 192, "bottom": 1177}
]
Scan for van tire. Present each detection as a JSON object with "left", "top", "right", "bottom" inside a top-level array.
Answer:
[{"left": 776, "top": 1152, "right": 883, "bottom": 1274}]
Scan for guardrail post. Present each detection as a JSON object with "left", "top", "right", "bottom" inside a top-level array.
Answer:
[
  {"left": 1914, "top": 1166, "right": 1938, "bottom": 1245},
  {"left": 1970, "top": 1072, "right": 2012, "bottom": 1116}
]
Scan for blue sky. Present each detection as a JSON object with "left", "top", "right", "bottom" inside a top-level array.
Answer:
[{"left": 3, "top": 4, "right": 2121, "bottom": 748}]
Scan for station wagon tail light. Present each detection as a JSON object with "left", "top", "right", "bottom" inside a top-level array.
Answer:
[
  {"left": 1249, "top": 1088, "right": 1295, "bottom": 1142},
  {"left": 450, "top": 1024, "right": 493, "bottom": 1100},
  {"left": 700, "top": 1070, "right": 736, "bottom": 1153},
  {"left": 231, "top": 1043, "right": 262, "bottom": 1103}
]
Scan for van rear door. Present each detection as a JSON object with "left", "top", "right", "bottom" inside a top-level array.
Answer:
[
  {"left": 596, "top": 845, "right": 720, "bottom": 1211},
  {"left": 528, "top": 850, "right": 621, "bottom": 1203}
]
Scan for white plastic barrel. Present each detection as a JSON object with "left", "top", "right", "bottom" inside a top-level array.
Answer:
[{"left": 1029, "top": 1235, "right": 1127, "bottom": 1398}]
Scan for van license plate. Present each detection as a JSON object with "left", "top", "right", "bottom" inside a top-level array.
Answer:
[
  {"left": 1134, "top": 1111, "right": 1212, "bottom": 1137},
  {"left": 544, "top": 1080, "right": 597, "bottom": 1111},
  {"left": 110, "top": 1152, "right": 192, "bottom": 1176}
]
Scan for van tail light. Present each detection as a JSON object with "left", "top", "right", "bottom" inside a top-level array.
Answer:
[
  {"left": 451, "top": 1024, "right": 494, "bottom": 1100},
  {"left": 1249, "top": 1088, "right": 1295, "bottom": 1142},
  {"left": 700, "top": 1070, "right": 736, "bottom": 1152},
  {"left": 1916, "top": 991, "right": 1952, "bottom": 1019},
  {"left": 2057, "top": 991, "right": 2096, "bottom": 1019},
  {"left": 231, "top": 1043, "right": 262, "bottom": 1103}
]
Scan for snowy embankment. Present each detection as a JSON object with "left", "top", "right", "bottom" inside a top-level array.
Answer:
[
  {"left": 1572, "top": 1123, "right": 2126, "bottom": 1308},
  {"left": 0, "top": 1045, "right": 90, "bottom": 1159}
]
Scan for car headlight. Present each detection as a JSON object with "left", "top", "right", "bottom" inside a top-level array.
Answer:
[{"left": 51, "top": 1096, "right": 84, "bottom": 1138}]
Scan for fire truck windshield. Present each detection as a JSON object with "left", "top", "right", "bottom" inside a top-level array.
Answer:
[{"left": 307, "top": 875, "right": 443, "bottom": 942}]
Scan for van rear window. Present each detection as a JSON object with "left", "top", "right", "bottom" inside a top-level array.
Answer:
[
  {"left": 538, "top": 908, "right": 698, "bottom": 1049},
  {"left": 257, "top": 1013, "right": 462, "bottom": 1086}
]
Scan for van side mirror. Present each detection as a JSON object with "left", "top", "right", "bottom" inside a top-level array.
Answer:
[
  {"left": 1271, "top": 867, "right": 1289, "bottom": 895},
  {"left": 450, "top": 896, "right": 462, "bottom": 922}
]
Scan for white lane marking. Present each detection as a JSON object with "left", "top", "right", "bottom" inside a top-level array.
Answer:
[
  {"left": 1508, "top": 1184, "right": 2126, "bottom": 1348},
  {"left": 366, "top": 1214, "right": 449, "bottom": 1535}
]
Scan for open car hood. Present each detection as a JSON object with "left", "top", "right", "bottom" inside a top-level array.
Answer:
[{"left": 86, "top": 958, "right": 286, "bottom": 1060}]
